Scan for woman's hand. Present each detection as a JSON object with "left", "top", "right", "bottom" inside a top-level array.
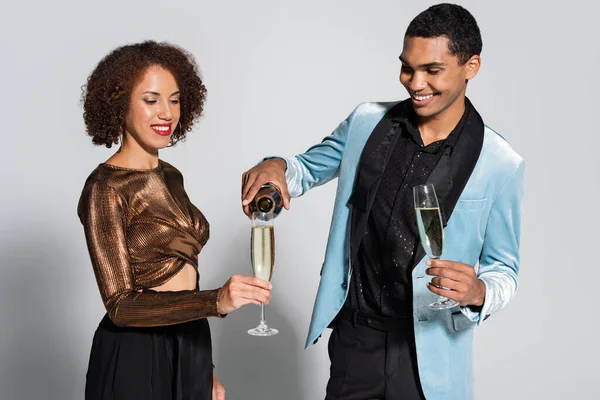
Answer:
[
  {"left": 217, "top": 274, "right": 272, "bottom": 314},
  {"left": 213, "top": 374, "right": 225, "bottom": 400}
]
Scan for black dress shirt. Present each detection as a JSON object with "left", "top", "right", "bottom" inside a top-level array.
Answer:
[{"left": 347, "top": 104, "right": 467, "bottom": 318}]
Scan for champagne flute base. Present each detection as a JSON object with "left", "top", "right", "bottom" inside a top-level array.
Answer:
[
  {"left": 428, "top": 297, "right": 459, "bottom": 310},
  {"left": 248, "top": 321, "right": 279, "bottom": 337}
]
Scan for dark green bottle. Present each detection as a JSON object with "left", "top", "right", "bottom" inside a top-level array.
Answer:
[{"left": 251, "top": 184, "right": 283, "bottom": 217}]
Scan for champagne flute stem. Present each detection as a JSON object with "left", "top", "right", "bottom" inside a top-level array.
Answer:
[
  {"left": 432, "top": 256, "right": 447, "bottom": 301},
  {"left": 260, "top": 303, "right": 266, "bottom": 324}
]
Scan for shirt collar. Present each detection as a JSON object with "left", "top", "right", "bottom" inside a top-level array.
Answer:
[{"left": 392, "top": 97, "right": 473, "bottom": 151}]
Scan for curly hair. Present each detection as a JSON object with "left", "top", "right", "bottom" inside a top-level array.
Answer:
[
  {"left": 81, "top": 40, "right": 207, "bottom": 148},
  {"left": 405, "top": 3, "right": 482, "bottom": 65}
]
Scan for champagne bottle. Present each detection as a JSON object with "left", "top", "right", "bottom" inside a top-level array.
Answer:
[{"left": 250, "top": 184, "right": 283, "bottom": 217}]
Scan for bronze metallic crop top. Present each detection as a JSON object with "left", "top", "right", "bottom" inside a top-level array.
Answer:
[{"left": 78, "top": 160, "right": 221, "bottom": 327}]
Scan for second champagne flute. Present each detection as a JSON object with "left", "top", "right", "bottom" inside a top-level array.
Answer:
[
  {"left": 247, "top": 211, "right": 279, "bottom": 336},
  {"left": 413, "top": 183, "right": 459, "bottom": 310}
]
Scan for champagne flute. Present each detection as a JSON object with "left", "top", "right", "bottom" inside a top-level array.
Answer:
[
  {"left": 247, "top": 211, "right": 279, "bottom": 336},
  {"left": 413, "top": 184, "right": 459, "bottom": 310}
]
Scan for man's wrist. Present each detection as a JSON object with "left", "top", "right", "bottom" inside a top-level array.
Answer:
[
  {"left": 265, "top": 157, "right": 287, "bottom": 171},
  {"left": 468, "top": 279, "right": 486, "bottom": 310}
]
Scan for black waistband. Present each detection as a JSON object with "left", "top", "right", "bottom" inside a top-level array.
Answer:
[{"left": 334, "top": 305, "right": 412, "bottom": 334}]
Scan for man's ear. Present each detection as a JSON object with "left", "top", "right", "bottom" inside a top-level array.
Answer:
[{"left": 465, "top": 55, "right": 481, "bottom": 81}]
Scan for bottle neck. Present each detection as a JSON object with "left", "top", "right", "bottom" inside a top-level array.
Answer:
[
  {"left": 257, "top": 196, "right": 274, "bottom": 213},
  {"left": 252, "top": 185, "right": 282, "bottom": 217}
]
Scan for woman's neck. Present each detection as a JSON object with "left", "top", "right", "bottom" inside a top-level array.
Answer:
[{"left": 106, "top": 135, "right": 159, "bottom": 169}]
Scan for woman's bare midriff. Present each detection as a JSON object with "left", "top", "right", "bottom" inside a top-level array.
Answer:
[{"left": 151, "top": 263, "right": 197, "bottom": 292}]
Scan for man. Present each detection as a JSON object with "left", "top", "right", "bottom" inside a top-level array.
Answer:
[{"left": 241, "top": 4, "right": 524, "bottom": 399}]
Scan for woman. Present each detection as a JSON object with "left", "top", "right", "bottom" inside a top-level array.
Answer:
[{"left": 78, "top": 40, "right": 271, "bottom": 400}]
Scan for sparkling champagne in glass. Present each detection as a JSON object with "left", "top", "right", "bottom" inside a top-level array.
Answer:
[
  {"left": 248, "top": 211, "right": 279, "bottom": 336},
  {"left": 413, "top": 184, "right": 459, "bottom": 310}
]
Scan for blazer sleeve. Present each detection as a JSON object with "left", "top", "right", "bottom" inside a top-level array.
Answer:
[{"left": 461, "top": 159, "right": 525, "bottom": 324}]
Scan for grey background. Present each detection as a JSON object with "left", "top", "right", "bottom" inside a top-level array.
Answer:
[{"left": 1, "top": 0, "right": 598, "bottom": 398}]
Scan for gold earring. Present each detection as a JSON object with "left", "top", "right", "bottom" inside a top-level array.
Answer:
[{"left": 167, "top": 123, "right": 180, "bottom": 147}]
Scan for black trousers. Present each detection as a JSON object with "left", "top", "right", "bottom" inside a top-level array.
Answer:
[
  {"left": 325, "top": 307, "right": 426, "bottom": 400},
  {"left": 85, "top": 314, "right": 213, "bottom": 400}
]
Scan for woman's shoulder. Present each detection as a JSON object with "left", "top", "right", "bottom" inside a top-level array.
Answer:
[
  {"left": 77, "top": 166, "right": 127, "bottom": 222},
  {"left": 159, "top": 159, "right": 181, "bottom": 175},
  {"left": 81, "top": 164, "right": 128, "bottom": 193},
  {"left": 82, "top": 167, "right": 134, "bottom": 207},
  {"left": 158, "top": 159, "right": 185, "bottom": 183},
  {"left": 81, "top": 165, "right": 112, "bottom": 190}
]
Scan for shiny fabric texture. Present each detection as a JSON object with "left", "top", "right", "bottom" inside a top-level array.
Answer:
[
  {"left": 85, "top": 313, "right": 213, "bottom": 399},
  {"left": 78, "top": 160, "right": 220, "bottom": 327}
]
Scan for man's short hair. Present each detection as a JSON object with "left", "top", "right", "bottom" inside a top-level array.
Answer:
[{"left": 405, "top": 3, "right": 483, "bottom": 64}]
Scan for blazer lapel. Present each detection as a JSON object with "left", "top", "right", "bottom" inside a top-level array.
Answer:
[{"left": 348, "top": 101, "right": 406, "bottom": 265}]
